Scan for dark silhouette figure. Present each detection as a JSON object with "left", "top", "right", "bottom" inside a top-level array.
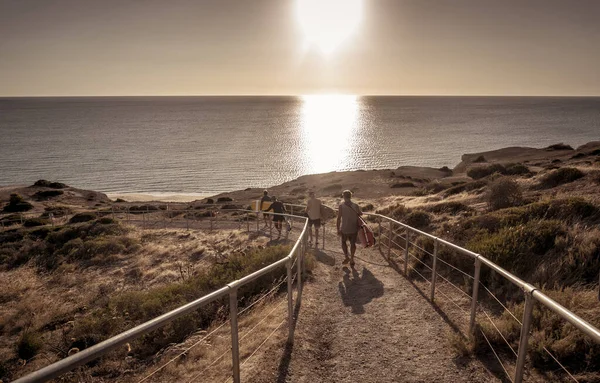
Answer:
[{"left": 338, "top": 267, "right": 384, "bottom": 314}]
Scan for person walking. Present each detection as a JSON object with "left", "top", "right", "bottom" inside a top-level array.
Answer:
[
  {"left": 260, "top": 190, "right": 272, "bottom": 228},
  {"left": 336, "top": 190, "right": 361, "bottom": 268},
  {"left": 305, "top": 191, "right": 322, "bottom": 247},
  {"left": 265, "top": 196, "right": 287, "bottom": 239}
]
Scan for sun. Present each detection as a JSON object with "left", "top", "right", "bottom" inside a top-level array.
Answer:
[{"left": 296, "top": 0, "right": 362, "bottom": 54}]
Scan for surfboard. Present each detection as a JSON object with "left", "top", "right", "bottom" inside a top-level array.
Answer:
[
  {"left": 357, "top": 218, "right": 376, "bottom": 248},
  {"left": 251, "top": 200, "right": 272, "bottom": 211}
]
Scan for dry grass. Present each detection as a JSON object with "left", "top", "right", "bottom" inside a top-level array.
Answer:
[{"left": 0, "top": 216, "right": 294, "bottom": 381}]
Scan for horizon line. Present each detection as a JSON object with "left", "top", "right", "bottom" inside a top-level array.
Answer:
[{"left": 1, "top": 93, "right": 600, "bottom": 98}]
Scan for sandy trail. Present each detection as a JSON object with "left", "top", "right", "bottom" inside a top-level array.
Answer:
[{"left": 247, "top": 230, "right": 502, "bottom": 383}]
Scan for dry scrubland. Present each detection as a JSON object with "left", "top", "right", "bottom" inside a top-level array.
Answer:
[
  {"left": 1, "top": 141, "right": 600, "bottom": 381},
  {"left": 0, "top": 183, "right": 301, "bottom": 381}
]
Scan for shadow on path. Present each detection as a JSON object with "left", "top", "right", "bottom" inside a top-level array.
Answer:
[
  {"left": 311, "top": 249, "right": 335, "bottom": 266},
  {"left": 275, "top": 281, "right": 303, "bottom": 383},
  {"left": 338, "top": 267, "right": 385, "bottom": 314},
  {"left": 378, "top": 249, "right": 512, "bottom": 382}
]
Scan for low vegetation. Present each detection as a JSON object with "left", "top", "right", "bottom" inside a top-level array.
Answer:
[
  {"left": 2, "top": 194, "right": 33, "bottom": 213},
  {"left": 0, "top": 219, "right": 138, "bottom": 271},
  {"left": 467, "top": 163, "right": 531, "bottom": 180},
  {"left": 487, "top": 177, "right": 523, "bottom": 210},
  {"left": 537, "top": 167, "right": 585, "bottom": 189}
]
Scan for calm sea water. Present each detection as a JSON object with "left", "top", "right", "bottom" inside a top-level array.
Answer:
[{"left": 0, "top": 96, "right": 599, "bottom": 196}]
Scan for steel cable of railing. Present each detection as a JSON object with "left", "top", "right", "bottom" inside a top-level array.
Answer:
[
  {"left": 238, "top": 277, "right": 287, "bottom": 317},
  {"left": 407, "top": 251, "right": 433, "bottom": 272},
  {"left": 436, "top": 256, "right": 474, "bottom": 280},
  {"left": 238, "top": 297, "right": 287, "bottom": 344},
  {"left": 222, "top": 318, "right": 288, "bottom": 383},
  {"left": 411, "top": 242, "right": 434, "bottom": 257},
  {"left": 479, "top": 327, "right": 514, "bottom": 383},
  {"left": 405, "top": 254, "right": 514, "bottom": 382},
  {"left": 479, "top": 282, "right": 523, "bottom": 325},
  {"left": 185, "top": 280, "right": 295, "bottom": 383},
  {"left": 431, "top": 280, "right": 470, "bottom": 315},
  {"left": 136, "top": 277, "right": 290, "bottom": 383},
  {"left": 389, "top": 238, "right": 407, "bottom": 251},
  {"left": 542, "top": 346, "right": 579, "bottom": 382},
  {"left": 435, "top": 272, "right": 472, "bottom": 300},
  {"left": 480, "top": 309, "right": 519, "bottom": 358},
  {"left": 186, "top": 346, "right": 231, "bottom": 383},
  {"left": 136, "top": 321, "right": 229, "bottom": 383},
  {"left": 406, "top": 263, "right": 431, "bottom": 285}
]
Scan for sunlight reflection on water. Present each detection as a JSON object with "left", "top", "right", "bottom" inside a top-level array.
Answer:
[{"left": 300, "top": 95, "right": 359, "bottom": 174}]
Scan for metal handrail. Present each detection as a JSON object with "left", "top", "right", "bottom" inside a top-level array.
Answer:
[
  {"left": 365, "top": 212, "right": 600, "bottom": 383},
  {"left": 14, "top": 211, "right": 309, "bottom": 383}
]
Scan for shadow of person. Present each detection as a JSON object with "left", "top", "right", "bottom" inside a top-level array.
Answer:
[
  {"left": 312, "top": 249, "right": 335, "bottom": 266},
  {"left": 338, "top": 267, "right": 384, "bottom": 314}
]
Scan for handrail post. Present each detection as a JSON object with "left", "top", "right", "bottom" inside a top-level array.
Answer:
[
  {"left": 229, "top": 288, "right": 241, "bottom": 383},
  {"left": 297, "top": 246, "right": 302, "bottom": 296},
  {"left": 378, "top": 217, "right": 382, "bottom": 251},
  {"left": 404, "top": 229, "right": 409, "bottom": 275},
  {"left": 514, "top": 291, "right": 535, "bottom": 383},
  {"left": 246, "top": 211, "right": 250, "bottom": 233},
  {"left": 430, "top": 238, "right": 439, "bottom": 302},
  {"left": 469, "top": 257, "right": 481, "bottom": 337},
  {"left": 387, "top": 220, "right": 392, "bottom": 257},
  {"left": 287, "top": 258, "right": 294, "bottom": 342}
]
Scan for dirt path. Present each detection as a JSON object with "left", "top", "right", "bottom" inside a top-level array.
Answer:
[{"left": 247, "top": 231, "right": 502, "bottom": 383}]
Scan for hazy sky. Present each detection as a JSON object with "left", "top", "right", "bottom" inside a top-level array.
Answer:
[{"left": 1, "top": 0, "right": 599, "bottom": 96}]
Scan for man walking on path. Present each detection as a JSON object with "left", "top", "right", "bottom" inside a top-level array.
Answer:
[
  {"left": 260, "top": 190, "right": 272, "bottom": 228},
  {"left": 305, "top": 191, "right": 322, "bottom": 247},
  {"left": 265, "top": 196, "right": 287, "bottom": 239},
  {"left": 337, "top": 190, "right": 361, "bottom": 268}
]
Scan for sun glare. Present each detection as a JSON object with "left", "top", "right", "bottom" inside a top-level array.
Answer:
[
  {"left": 300, "top": 95, "right": 359, "bottom": 174},
  {"left": 296, "top": 0, "right": 362, "bottom": 54}
]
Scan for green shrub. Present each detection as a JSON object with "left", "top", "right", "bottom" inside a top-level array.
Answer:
[
  {"left": 34, "top": 190, "right": 64, "bottom": 200},
  {"left": 23, "top": 218, "right": 50, "bottom": 227},
  {"left": 467, "top": 164, "right": 506, "bottom": 180},
  {"left": 482, "top": 289, "right": 600, "bottom": 377},
  {"left": 33, "top": 180, "right": 67, "bottom": 188},
  {"left": 17, "top": 331, "right": 42, "bottom": 359},
  {"left": 538, "top": 167, "right": 584, "bottom": 189},
  {"left": 444, "top": 180, "right": 487, "bottom": 196},
  {"left": 545, "top": 143, "right": 573, "bottom": 151},
  {"left": 405, "top": 211, "right": 431, "bottom": 229},
  {"left": 505, "top": 163, "right": 531, "bottom": 176},
  {"left": 390, "top": 182, "right": 415, "bottom": 188},
  {"left": 3, "top": 194, "right": 33, "bottom": 213},
  {"left": 487, "top": 177, "right": 523, "bottom": 210},
  {"left": 467, "top": 220, "right": 564, "bottom": 277},
  {"left": 425, "top": 201, "right": 472, "bottom": 215},
  {"left": 69, "top": 212, "right": 97, "bottom": 223},
  {"left": 115, "top": 198, "right": 127, "bottom": 203}
]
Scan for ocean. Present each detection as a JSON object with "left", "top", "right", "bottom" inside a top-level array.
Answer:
[{"left": 0, "top": 96, "right": 599, "bottom": 197}]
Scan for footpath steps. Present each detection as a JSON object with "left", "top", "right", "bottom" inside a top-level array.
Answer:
[{"left": 248, "top": 231, "right": 501, "bottom": 382}]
